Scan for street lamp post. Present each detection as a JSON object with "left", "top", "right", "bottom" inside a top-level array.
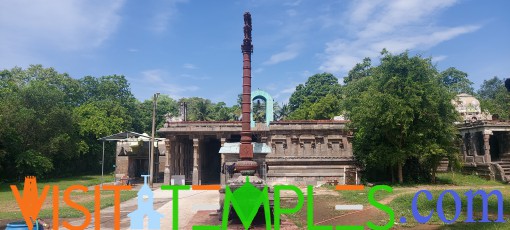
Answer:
[{"left": 150, "top": 92, "right": 160, "bottom": 187}]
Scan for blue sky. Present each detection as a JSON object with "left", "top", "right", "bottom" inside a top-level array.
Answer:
[{"left": 1, "top": 0, "right": 509, "bottom": 105}]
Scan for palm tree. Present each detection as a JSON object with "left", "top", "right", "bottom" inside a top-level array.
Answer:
[
  {"left": 253, "top": 99, "right": 266, "bottom": 123},
  {"left": 193, "top": 100, "right": 213, "bottom": 121},
  {"left": 277, "top": 103, "right": 290, "bottom": 121}
]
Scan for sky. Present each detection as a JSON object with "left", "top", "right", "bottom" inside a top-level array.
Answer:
[{"left": 1, "top": 0, "right": 509, "bottom": 105}]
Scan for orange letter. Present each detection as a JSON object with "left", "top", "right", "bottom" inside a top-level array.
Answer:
[
  {"left": 103, "top": 185, "right": 131, "bottom": 230},
  {"left": 11, "top": 176, "right": 49, "bottom": 230},
  {"left": 62, "top": 185, "right": 91, "bottom": 230},
  {"left": 94, "top": 185, "right": 100, "bottom": 230},
  {"left": 53, "top": 185, "right": 59, "bottom": 230}
]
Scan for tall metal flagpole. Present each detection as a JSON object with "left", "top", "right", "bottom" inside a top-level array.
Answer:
[{"left": 150, "top": 92, "right": 160, "bottom": 188}]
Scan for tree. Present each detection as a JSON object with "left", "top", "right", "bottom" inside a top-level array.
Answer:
[
  {"left": 478, "top": 77, "right": 504, "bottom": 99},
  {"left": 276, "top": 103, "right": 290, "bottom": 121},
  {"left": 0, "top": 65, "right": 145, "bottom": 179},
  {"left": 288, "top": 73, "right": 341, "bottom": 112},
  {"left": 212, "top": 101, "right": 237, "bottom": 121},
  {"left": 179, "top": 97, "right": 215, "bottom": 121},
  {"left": 440, "top": 67, "right": 474, "bottom": 95},
  {"left": 252, "top": 99, "right": 266, "bottom": 122},
  {"left": 477, "top": 76, "right": 509, "bottom": 119},
  {"left": 309, "top": 93, "right": 342, "bottom": 120},
  {"left": 288, "top": 73, "right": 342, "bottom": 119},
  {"left": 345, "top": 51, "right": 459, "bottom": 184},
  {"left": 0, "top": 65, "right": 84, "bottom": 178},
  {"left": 344, "top": 57, "right": 372, "bottom": 84},
  {"left": 138, "top": 95, "right": 178, "bottom": 134}
]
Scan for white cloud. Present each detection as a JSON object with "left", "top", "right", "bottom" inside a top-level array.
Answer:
[
  {"left": 286, "top": 9, "right": 298, "bottom": 17},
  {"left": 432, "top": 55, "right": 448, "bottom": 62},
  {"left": 319, "top": 0, "right": 481, "bottom": 74},
  {"left": 183, "top": 63, "right": 197, "bottom": 69},
  {"left": 139, "top": 69, "right": 199, "bottom": 99},
  {"left": 283, "top": 0, "right": 302, "bottom": 7},
  {"left": 263, "top": 43, "right": 301, "bottom": 65},
  {"left": 0, "top": 0, "right": 125, "bottom": 68},
  {"left": 149, "top": 0, "right": 187, "bottom": 33},
  {"left": 142, "top": 69, "right": 165, "bottom": 82}
]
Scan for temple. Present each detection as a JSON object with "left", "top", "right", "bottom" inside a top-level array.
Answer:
[
  {"left": 157, "top": 117, "right": 355, "bottom": 185},
  {"left": 453, "top": 93, "right": 510, "bottom": 181}
]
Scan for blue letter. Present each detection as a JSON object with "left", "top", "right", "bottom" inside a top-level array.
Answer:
[
  {"left": 437, "top": 190, "right": 461, "bottom": 224},
  {"left": 465, "top": 190, "right": 504, "bottom": 223},
  {"left": 412, "top": 190, "right": 433, "bottom": 224}
]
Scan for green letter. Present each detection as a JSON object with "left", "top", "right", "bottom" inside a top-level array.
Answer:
[
  {"left": 367, "top": 185, "right": 394, "bottom": 230},
  {"left": 161, "top": 185, "right": 191, "bottom": 230},
  {"left": 307, "top": 186, "right": 333, "bottom": 230},
  {"left": 274, "top": 185, "right": 304, "bottom": 230},
  {"left": 221, "top": 178, "right": 271, "bottom": 230}
]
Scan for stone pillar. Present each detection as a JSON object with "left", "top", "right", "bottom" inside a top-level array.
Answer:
[
  {"left": 164, "top": 138, "right": 172, "bottom": 185},
  {"left": 171, "top": 142, "right": 176, "bottom": 175},
  {"left": 184, "top": 141, "right": 189, "bottom": 180},
  {"left": 472, "top": 133, "right": 478, "bottom": 157},
  {"left": 484, "top": 131, "right": 493, "bottom": 163},
  {"left": 462, "top": 133, "right": 468, "bottom": 161},
  {"left": 192, "top": 138, "right": 200, "bottom": 185},
  {"left": 179, "top": 141, "right": 184, "bottom": 175},
  {"left": 220, "top": 137, "right": 226, "bottom": 185}
]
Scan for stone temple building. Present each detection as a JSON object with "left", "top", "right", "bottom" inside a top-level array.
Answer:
[
  {"left": 453, "top": 94, "right": 510, "bottom": 182},
  {"left": 156, "top": 91, "right": 357, "bottom": 186}
]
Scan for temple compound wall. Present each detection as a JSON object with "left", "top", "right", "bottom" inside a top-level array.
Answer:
[{"left": 156, "top": 120, "right": 357, "bottom": 186}]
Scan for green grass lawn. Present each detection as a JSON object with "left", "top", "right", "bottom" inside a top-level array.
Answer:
[
  {"left": 435, "top": 172, "right": 505, "bottom": 186},
  {"left": 0, "top": 175, "right": 137, "bottom": 220}
]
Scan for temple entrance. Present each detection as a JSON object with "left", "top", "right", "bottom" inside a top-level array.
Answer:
[
  {"left": 128, "top": 158, "right": 148, "bottom": 179},
  {"left": 490, "top": 132, "right": 503, "bottom": 161},
  {"left": 200, "top": 137, "right": 222, "bottom": 184}
]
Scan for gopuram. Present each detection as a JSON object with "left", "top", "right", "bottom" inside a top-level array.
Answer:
[{"left": 156, "top": 13, "right": 357, "bottom": 186}]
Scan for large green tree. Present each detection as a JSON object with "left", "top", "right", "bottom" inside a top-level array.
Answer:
[
  {"left": 477, "top": 76, "right": 510, "bottom": 119},
  {"left": 0, "top": 65, "right": 144, "bottom": 180},
  {"left": 288, "top": 73, "right": 342, "bottom": 120},
  {"left": 440, "top": 67, "right": 474, "bottom": 95},
  {"left": 0, "top": 66, "right": 84, "bottom": 178},
  {"left": 345, "top": 51, "right": 459, "bottom": 183}
]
